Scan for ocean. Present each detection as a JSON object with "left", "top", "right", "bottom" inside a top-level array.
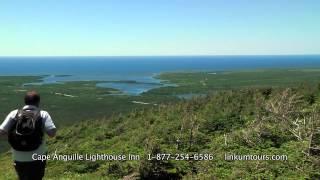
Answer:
[{"left": 0, "top": 55, "right": 320, "bottom": 95}]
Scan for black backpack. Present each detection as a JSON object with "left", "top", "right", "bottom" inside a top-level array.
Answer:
[{"left": 8, "top": 109, "right": 44, "bottom": 151}]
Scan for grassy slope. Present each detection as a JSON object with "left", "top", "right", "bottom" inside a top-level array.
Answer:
[
  {"left": 1, "top": 69, "right": 320, "bottom": 179},
  {"left": 1, "top": 87, "right": 319, "bottom": 179}
]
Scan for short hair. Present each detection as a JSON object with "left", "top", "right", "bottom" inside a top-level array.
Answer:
[{"left": 24, "top": 91, "right": 40, "bottom": 106}]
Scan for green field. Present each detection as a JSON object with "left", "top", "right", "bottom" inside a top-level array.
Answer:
[
  {"left": 0, "top": 76, "right": 179, "bottom": 126},
  {"left": 0, "top": 76, "right": 179, "bottom": 153},
  {"left": 147, "top": 68, "right": 320, "bottom": 95},
  {"left": 2, "top": 68, "right": 320, "bottom": 127},
  {"left": 1, "top": 68, "right": 320, "bottom": 179}
]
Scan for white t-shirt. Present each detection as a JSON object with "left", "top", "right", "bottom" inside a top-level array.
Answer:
[{"left": 0, "top": 105, "right": 56, "bottom": 162}]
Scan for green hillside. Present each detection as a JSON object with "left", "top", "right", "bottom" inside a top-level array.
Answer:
[{"left": 1, "top": 85, "right": 320, "bottom": 179}]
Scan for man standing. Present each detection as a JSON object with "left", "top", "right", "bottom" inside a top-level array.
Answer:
[{"left": 0, "top": 91, "right": 57, "bottom": 180}]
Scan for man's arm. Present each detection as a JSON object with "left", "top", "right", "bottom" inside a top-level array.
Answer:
[
  {"left": 0, "top": 110, "right": 16, "bottom": 140},
  {"left": 43, "top": 111, "right": 57, "bottom": 138},
  {"left": 47, "top": 128, "right": 57, "bottom": 138}
]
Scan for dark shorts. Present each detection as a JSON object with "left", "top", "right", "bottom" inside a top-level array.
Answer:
[{"left": 14, "top": 160, "right": 46, "bottom": 180}]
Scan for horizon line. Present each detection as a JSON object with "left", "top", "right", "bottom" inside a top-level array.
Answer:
[{"left": 0, "top": 54, "right": 320, "bottom": 58}]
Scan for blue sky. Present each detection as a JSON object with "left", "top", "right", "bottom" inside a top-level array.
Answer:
[{"left": 0, "top": 0, "right": 319, "bottom": 56}]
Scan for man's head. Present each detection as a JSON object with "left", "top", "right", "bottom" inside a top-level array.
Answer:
[{"left": 24, "top": 91, "right": 40, "bottom": 107}]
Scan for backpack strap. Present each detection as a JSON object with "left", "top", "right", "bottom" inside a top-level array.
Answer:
[{"left": 14, "top": 109, "right": 23, "bottom": 120}]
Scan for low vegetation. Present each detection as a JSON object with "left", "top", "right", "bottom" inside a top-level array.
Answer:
[
  {"left": 1, "top": 69, "right": 320, "bottom": 179},
  {"left": 1, "top": 85, "right": 320, "bottom": 179}
]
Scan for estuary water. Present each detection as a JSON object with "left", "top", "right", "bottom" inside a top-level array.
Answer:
[{"left": 0, "top": 55, "right": 320, "bottom": 95}]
